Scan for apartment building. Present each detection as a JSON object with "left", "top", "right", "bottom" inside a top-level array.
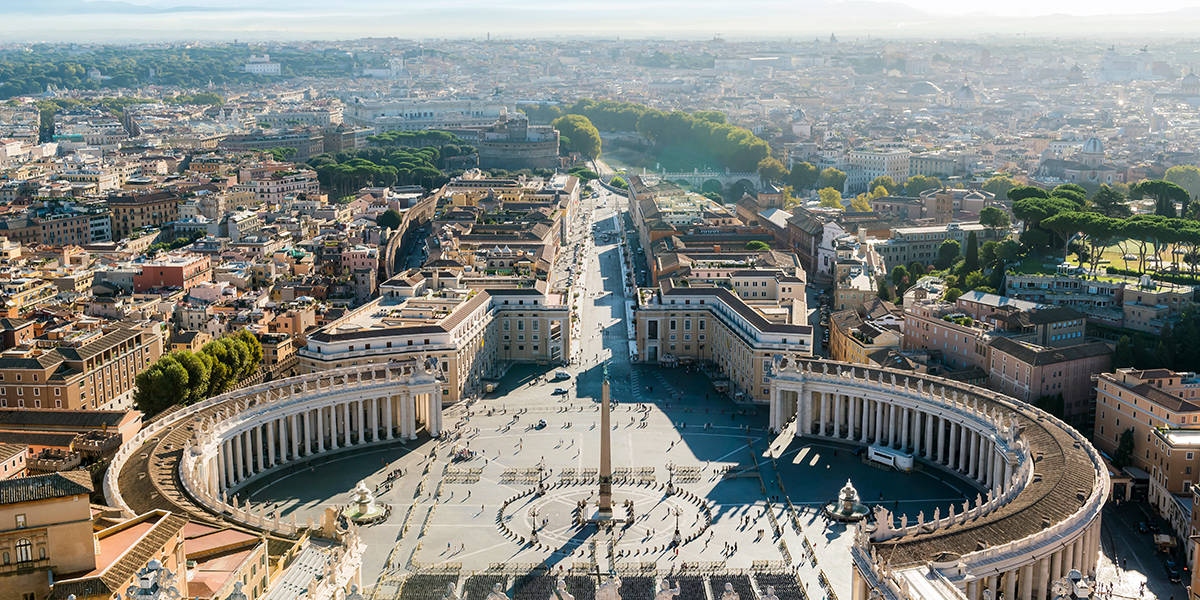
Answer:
[
  {"left": 1095, "top": 369, "right": 1200, "bottom": 544},
  {"left": 108, "top": 192, "right": 181, "bottom": 241},
  {"left": 634, "top": 282, "right": 814, "bottom": 403},
  {"left": 132, "top": 254, "right": 212, "bottom": 292},
  {"left": 1007, "top": 269, "right": 1194, "bottom": 334},
  {"left": 844, "top": 148, "right": 910, "bottom": 194},
  {"left": 873, "top": 222, "right": 1000, "bottom": 271},
  {"left": 0, "top": 325, "right": 163, "bottom": 411},
  {"left": 0, "top": 471, "right": 96, "bottom": 600},
  {"left": 299, "top": 272, "right": 569, "bottom": 404},
  {"left": 828, "top": 303, "right": 902, "bottom": 366},
  {"left": 238, "top": 169, "right": 320, "bottom": 204}
]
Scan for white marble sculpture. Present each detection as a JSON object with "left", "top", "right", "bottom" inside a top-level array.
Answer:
[
  {"left": 596, "top": 576, "right": 622, "bottom": 600},
  {"left": 552, "top": 577, "right": 575, "bottom": 600},
  {"left": 655, "top": 580, "right": 680, "bottom": 600},
  {"left": 442, "top": 582, "right": 460, "bottom": 600},
  {"left": 486, "top": 583, "right": 509, "bottom": 600},
  {"left": 761, "top": 586, "right": 780, "bottom": 600},
  {"left": 720, "top": 582, "right": 740, "bottom": 600}
]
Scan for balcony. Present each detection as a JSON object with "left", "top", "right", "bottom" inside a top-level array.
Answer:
[{"left": 0, "top": 557, "right": 50, "bottom": 575}]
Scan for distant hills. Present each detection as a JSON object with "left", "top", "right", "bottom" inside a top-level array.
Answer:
[{"left": 0, "top": 0, "right": 210, "bottom": 14}]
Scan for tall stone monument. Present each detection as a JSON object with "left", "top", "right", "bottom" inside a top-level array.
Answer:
[{"left": 598, "top": 368, "right": 613, "bottom": 517}]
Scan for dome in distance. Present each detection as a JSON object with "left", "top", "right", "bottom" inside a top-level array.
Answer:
[{"left": 1081, "top": 136, "right": 1104, "bottom": 156}]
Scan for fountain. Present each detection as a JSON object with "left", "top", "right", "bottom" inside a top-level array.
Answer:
[
  {"left": 823, "top": 479, "right": 869, "bottom": 522},
  {"left": 341, "top": 480, "right": 387, "bottom": 524}
]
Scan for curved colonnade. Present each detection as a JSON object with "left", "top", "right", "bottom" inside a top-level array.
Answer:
[
  {"left": 105, "top": 363, "right": 444, "bottom": 538},
  {"left": 768, "top": 359, "right": 1108, "bottom": 600}
]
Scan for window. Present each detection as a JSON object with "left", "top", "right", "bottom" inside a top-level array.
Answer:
[
  {"left": 14, "top": 514, "right": 25, "bottom": 528},
  {"left": 15, "top": 538, "right": 31, "bottom": 563}
]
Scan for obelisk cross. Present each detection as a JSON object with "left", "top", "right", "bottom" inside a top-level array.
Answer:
[{"left": 598, "top": 363, "right": 613, "bottom": 515}]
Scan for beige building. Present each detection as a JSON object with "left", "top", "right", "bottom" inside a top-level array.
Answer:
[
  {"left": 1095, "top": 369, "right": 1200, "bottom": 533},
  {"left": 50, "top": 509, "right": 189, "bottom": 600},
  {"left": 299, "top": 273, "right": 569, "bottom": 404},
  {"left": 634, "top": 282, "right": 813, "bottom": 403},
  {"left": 0, "top": 471, "right": 96, "bottom": 600},
  {"left": 828, "top": 301, "right": 903, "bottom": 366}
]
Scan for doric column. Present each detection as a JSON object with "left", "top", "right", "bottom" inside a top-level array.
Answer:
[
  {"left": 1036, "top": 555, "right": 1051, "bottom": 599},
  {"left": 291, "top": 414, "right": 300, "bottom": 458},
  {"left": 1050, "top": 550, "right": 1062, "bottom": 587},
  {"left": 370, "top": 397, "right": 379, "bottom": 441},
  {"left": 966, "top": 580, "right": 977, "bottom": 600},
  {"left": 385, "top": 395, "right": 394, "bottom": 440},
  {"left": 769, "top": 387, "right": 781, "bottom": 432},
  {"left": 1019, "top": 563, "right": 1034, "bottom": 600},
  {"left": 924, "top": 413, "right": 934, "bottom": 459},
  {"left": 964, "top": 432, "right": 974, "bottom": 477},
  {"left": 1004, "top": 570, "right": 1018, "bottom": 600},
  {"left": 222, "top": 442, "right": 233, "bottom": 489},
  {"left": 859, "top": 396, "right": 868, "bottom": 444},
  {"left": 874, "top": 400, "right": 883, "bottom": 445},
  {"left": 253, "top": 428, "right": 264, "bottom": 474},
  {"left": 959, "top": 425, "right": 970, "bottom": 472},
  {"left": 264, "top": 421, "right": 274, "bottom": 468},
  {"left": 886, "top": 404, "right": 896, "bottom": 448},
  {"left": 833, "top": 394, "right": 842, "bottom": 438},
  {"left": 936, "top": 416, "right": 945, "bottom": 464},
  {"left": 316, "top": 407, "right": 326, "bottom": 452},
  {"left": 949, "top": 423, "right": 959, "bottom": 468},
  {"left": 848, "top": 396, "right": 857, "bottom": 440},
  {"left": 342, "top": 402, "right": 351, "bottom": 447},
  {"left": 233, "top": 432, "right": 243, "bottom": 482},
  {"left": 819, "top": 392, "right": 828, "bottom": 436},
  {"left": 901, "top": 407, "right": 910, "bottom": 451}
]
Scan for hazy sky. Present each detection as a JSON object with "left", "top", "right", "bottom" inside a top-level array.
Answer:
[{"left": 901, "top": 0, "right": 1200, "bottom": 16}]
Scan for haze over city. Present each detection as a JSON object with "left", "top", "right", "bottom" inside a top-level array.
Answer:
[{"left": 1, "top": 2, "right": 1200, "bottom": 600}]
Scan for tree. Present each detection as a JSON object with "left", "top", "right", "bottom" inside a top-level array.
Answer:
[
  {"left": 869, "top": 175, "right": 898, "bottom": 195},
  {"left": 552, "top": 114, "right": 602, "bottom": 161},
  {"left": 817, "top": 187, "right": 843, "bottom": 209},
  {"left": 979, "top": 206, "right": 1011, "bottom": 233},
  {"left": 936, "top": 239, "right": 961, "bottom": 270},
  {"left": 745, "top": 240, "right": 770, "bottom": 251},
  {"left": 1130, "top": 179, "right": 1188, "bottom": 218},
  {"left": 1050, "top": 184, "right": 1088, "bottom": 208},
  {"left": 1113, "top": 428, "right": 1135, "bottom": 469},
  {"left": 788, "top": 162, "right": 819, "bottom": 191},
  {"left": 849, "top": 193, "right": 872, "bottom": 212},
  {"left": 1007, "top": 186, "right": 1050, "bottom": 203},
  {"left": 1091, "top": 184, "right": 1131, "bottom": 218},
  {"left": 1113, "top": 335, "right": 1136, "bottom": 368},
  {"left": 1166, "top": 165, "right": 1200, "bottom": 210},
  {"left": 890, "top": 265, "right": 910, "bottom": 290},
  {"left": 701, "top": 179, "right": 724, "bottom": 196},
  {"left": 1033, "top": 393, "right": 1065, "bottom": 419},
  {"left": 982, "top": 175, "right": 1018, "bottom": 198},
  {"left": 610, "top": 176, "right": 628, "bottom": 189},
  {"left": 376, "top": 209, "right": 403, "bottom": 230},
  {"left": 964, "top": 231, "right": 980, "bottom": 272},
  {"left": 756, "top": 157, "right": 788, "bottom": 183},
  {"left": 817, "top": 168, "right": 846, "bottom": 191},
  {"left": 903, "top": 175, "right": 942, "bottom": 197},
  {"left": 943, "top": 287, "right": 964, "bottom": 303},
  {"left": 908, "top": 261, "right": 928, "bottom": 281}
]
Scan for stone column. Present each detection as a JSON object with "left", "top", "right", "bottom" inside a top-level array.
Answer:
[
  {"left": 232, "top": 431, "right": 243, "bottom": 482},
  {"left": 835, "top": 396, "right": 844, "bottom": 439},
  {"left": 1004, "top": 569, "right": 1018, "bottom": 600},
  {"left": 958, "top": 425, "right": 970, "bottom": 473},
  {"left": 253, "top": 428, "right": 263, "bottom": 474},
  {"left": 874, "top": 400, "right": 883, "bottom": 445},
  {"left": 370, "top": 397, "right": 379, "bottom": 441},
  {"left": 316, "top": 407, "right": 326, "bottom": 452},
  {"left": 769, "top": 387, "right": 781, "bottom": 432},
  {"left": 901, "top": 407, "right": 910, "bottom": 451},
  {"left": 1036, "top": 555, "right": 1050, "bottom": 599},
  {"left": 303, "top": 411, "right": 313, "bottom": 455},
  {"left": 966, "top": 580, "right": 977, "bottom": 600},
  {"left": 267, "top": 420, "right": 276, "bottom": 468},
  {"left": 819, "top": 392, "right": 828, "bottom": 436},
  {"left": 1050, "top": 550, "right": 1062, "bottom": 586},
  {"left": 948, "top": 423, "right": 959, "bottom": 468},
  {"left": 860, "top": 397, "right": 870, "bottom": 443},
  {"left": 343, "top": 401, "right": 352, "bottom": 446},
  {"left": 936, "top": 416, "right": 945, "bottom": 464},
  {"left": 290, "top": 414, "right": 300, "bottom": 458},
  {"left": 222, "top": 441, "right": 234, "bottom": 489},
  {"left": 969, "top": 430, "right": 979, "bottom": 479},
  {"left": 385, "top": 395, "right": 394, "bottom": 440},
  {"left": 1019, "top": 563, "right": 1033, "bottom": 600},
  {"left": 924, "top": 412, "right": 934, "bottom": 459}
]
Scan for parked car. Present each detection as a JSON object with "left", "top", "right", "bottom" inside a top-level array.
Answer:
[
  {"left": 553, "top": 371, "right": 571, "bottom": 381},
  {"left": 535, "top": 419, "right": 547, "bottom": 430},
  {"left": 552, "top": 387, "right": 569, "bottom": 395}
]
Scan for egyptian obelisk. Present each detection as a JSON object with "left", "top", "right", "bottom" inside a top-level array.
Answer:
[{"left": 598, "top": 369, "right": 613, "bottom": 516}]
